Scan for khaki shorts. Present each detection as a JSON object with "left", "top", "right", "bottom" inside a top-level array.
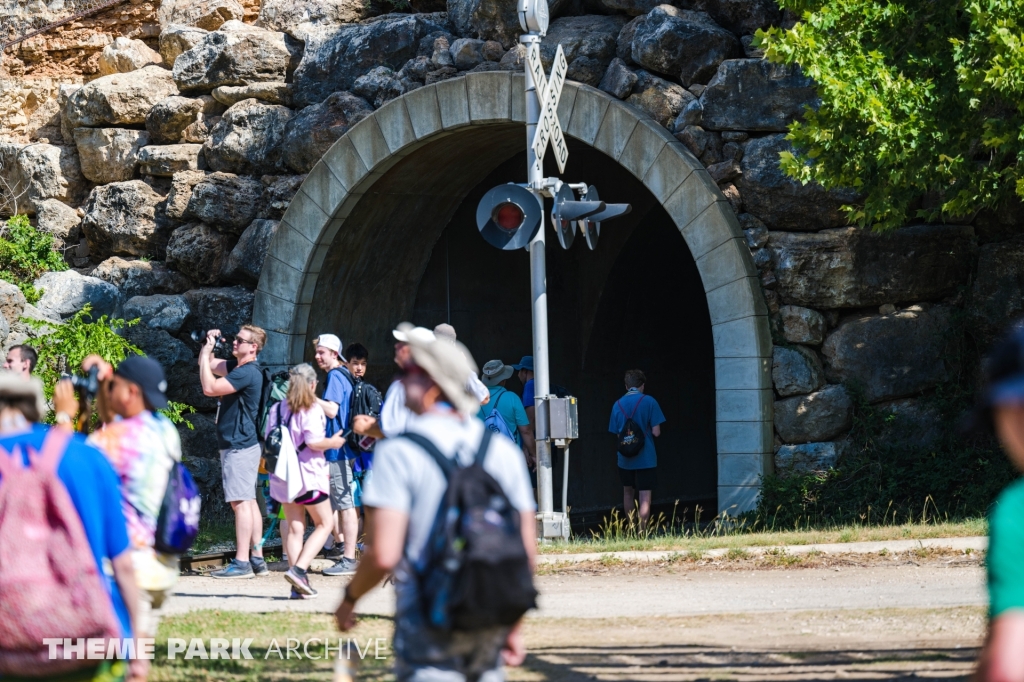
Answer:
[{"left": 329, "top": 458, "right": 356, "bottom": 511}]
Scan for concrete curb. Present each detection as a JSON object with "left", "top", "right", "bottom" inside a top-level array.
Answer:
[{"left": 536, "top": 536, "right": 988, "bottom": 565}]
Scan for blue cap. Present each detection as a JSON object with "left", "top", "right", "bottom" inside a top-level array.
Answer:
[{"left": 511, "top": 356, "right": 534, "bottom": 371}]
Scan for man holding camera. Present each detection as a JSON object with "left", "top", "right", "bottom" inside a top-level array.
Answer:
[
  {"left": 55, "top": 354, "right": 183, "bottom": 670},
  {"left": 199, "top": 325, "right": 268, "bottom": 579}
]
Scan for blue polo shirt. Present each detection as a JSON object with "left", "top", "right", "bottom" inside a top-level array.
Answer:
[
  {"left": 608, "top": 389, "right": 666, "bottom": 470},
  {"left": 522, "top": 379, "right": 535, "bottom": 409},
  {"left": 0, "top": 424, "right": 133, "bottom": 638},
  {"left": 323, "top": 367, "right": 355, "bottom": 462}
]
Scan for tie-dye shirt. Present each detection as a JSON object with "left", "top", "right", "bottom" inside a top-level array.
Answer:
[{"left": 88, "top": 411, "right": 182, "bottom": 551}]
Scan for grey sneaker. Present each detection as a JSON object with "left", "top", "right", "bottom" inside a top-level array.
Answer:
[
  {"left": 324, "top": 543, "right": 344, "bottom": 560},
  {"left": 211, "top": 559, "right": 254, "bottom": 579},
  {"left": 284, "top": 567, "right": 316, "bottom": 595},
  {"left": 250, "top": 556, "right": 269, "bottom": 576},
  {"left": 289, "top": 586, "right": 318, "bottom": 600},
  {"left": 322, "top": 557, "right": 358, "bottom": 576}
]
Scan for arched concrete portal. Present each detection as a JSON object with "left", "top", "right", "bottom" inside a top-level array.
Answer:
[{"left": 252, "top": 71, "right": 773, "bottom": 513}]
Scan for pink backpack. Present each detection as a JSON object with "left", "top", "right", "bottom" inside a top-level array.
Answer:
[{"left": 0, "top": 428, "right": 121, "bottom": 676}]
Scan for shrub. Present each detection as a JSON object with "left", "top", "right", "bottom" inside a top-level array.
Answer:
[{"left": 0, "top": 215, "right": 66, "bottom": 304}]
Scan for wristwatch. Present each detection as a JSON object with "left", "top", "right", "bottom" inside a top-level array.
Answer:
[{"left": 55, "top": 411, "right": 72, "bottom": 425}]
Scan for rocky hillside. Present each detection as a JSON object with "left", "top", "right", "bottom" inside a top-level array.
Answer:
[{"left": 0, "top": 0, "right": 1020, "bottom": 502}]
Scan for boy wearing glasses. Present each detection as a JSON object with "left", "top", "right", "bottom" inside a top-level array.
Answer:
[{"left": 199, "top": 324, "right": 269, "bottom": 579}]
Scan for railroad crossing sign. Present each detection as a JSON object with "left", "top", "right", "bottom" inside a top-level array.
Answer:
[{"left": 527, "top": 42, "right": 569, "bottom": 173}]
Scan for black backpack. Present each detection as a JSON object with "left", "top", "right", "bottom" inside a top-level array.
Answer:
[
  {"left": 616, "top": 396, "right": 647, "bottom": 458},
  {"left": 398, "top": 430, "right": 538, "bottom": 632},
  {"left": 332, "top": 367, "right": 383, "bottom": 452}
]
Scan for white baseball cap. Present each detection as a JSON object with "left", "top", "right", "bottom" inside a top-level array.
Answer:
[
  {"left": 314, "top": 333, "right": 343, "bottom": 356},
  {"left": 393, "top": 326, "right": 435, "bottom": 343}
]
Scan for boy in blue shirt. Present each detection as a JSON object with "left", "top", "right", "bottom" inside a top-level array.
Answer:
[{"left": 608, "top": 369, "right": 665, "bottom": 530}]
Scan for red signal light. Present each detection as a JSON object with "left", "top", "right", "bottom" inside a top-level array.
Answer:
[{"left": 493, "top": 202, "right": 525, "bottom": 231}]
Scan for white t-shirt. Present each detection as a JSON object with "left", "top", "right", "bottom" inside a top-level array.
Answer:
[
  {"left": 379, "top": 379, "right": 416, "bottom": 439},
  {"left": 362, "top": 411, "right": 536, "bottom": 566}
]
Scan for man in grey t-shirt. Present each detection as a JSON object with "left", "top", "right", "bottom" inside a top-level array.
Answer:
[{"left": 335, "top": 323, "right": 536, "bottom": 682}]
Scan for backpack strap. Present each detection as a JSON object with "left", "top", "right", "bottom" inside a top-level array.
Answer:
[
  {"left": 398, "top": 432, "right": 457, "bottom": 481},
  {"left": 628, "top": 394, "right": 645, "bottom": 420},
  {"left": 33, "top": 427, "right": 72, "bottom": 475},
  {"left": 473, "top": 428, "right": 494, "bottom": 467}
]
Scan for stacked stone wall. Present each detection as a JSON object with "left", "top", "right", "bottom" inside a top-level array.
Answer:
[{"left": 0, "top": 0, "right": 1019, "bottom": 498}]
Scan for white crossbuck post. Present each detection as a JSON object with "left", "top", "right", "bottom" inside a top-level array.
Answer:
[{"left": 526, "top": 42, "right": 569, "bottom": 173}]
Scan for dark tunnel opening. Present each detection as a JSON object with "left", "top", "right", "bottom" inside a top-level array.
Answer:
[{"left": 309, "top": 126, "right": 716, "bottom": 515}]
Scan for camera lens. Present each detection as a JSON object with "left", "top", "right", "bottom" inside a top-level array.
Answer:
[{"left": 190, "top": 330, "right": 206, "bottom": 343}]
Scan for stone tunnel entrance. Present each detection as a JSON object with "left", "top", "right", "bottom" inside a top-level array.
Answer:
[{"left": 251, "top": 72, "right": 773, "bottom": 514}]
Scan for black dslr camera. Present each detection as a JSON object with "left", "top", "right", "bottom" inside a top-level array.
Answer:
[
  {"left": 64, "top": 365, "right": 100, "bottom": 400},
  {"left": 190, "top": 330, "right": 231, "bottom": 352}
]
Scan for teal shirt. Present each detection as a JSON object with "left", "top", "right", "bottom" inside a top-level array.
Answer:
[
  {"left": 477, "top": 386, "right": 530, "bottom": 446},
  {"left": 989, "top": 477, "right": 1024, "bottom": 617}
]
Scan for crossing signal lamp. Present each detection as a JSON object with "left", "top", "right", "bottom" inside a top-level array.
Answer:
[
  {"left": 578, "top": 185, "right": 631, "bottom": 250},
  {"left": 476, "top": 184, "right": 542, "bottom": 250}
]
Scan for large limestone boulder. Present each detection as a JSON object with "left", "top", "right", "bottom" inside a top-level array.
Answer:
[
  {"left": 65, "top": 66, "right": 179, "bottom": 128},
  {"left": 211, "top": 82, "right": 292, "bottom": 107},
  {"left": 768, "top": 225, "right": 976, "bottom": 309},
  {"left": 72, "top": 128, "right": 149, "bottom": 184},
  {"left": 138, "top": 144, "right": 205, "bottom": 176},
  {"left": 159, "top": 25, "right": 209, "bottom": 66},
  {"left": 182, "top": 172, "right": 263, "bottom": 232},
  {"left": 123, "top": 294, "right": 191, "bottom": 334},
  {"left": 599, "top": 57, "right": 638, "bottom": 99},
  {"left": 778, "top": 305, "right": 825, "bottom": 346},
  {"left": 449, "top": 0, "right": 519, "bottom": 48},
  {"left": 968, "top": 237, "right": 1024, "bottom": 349},
  {"left": 873, "top": 398, "right": 943, "bottom": 449},
  {"left": 774, "top": 385, "right": 853, "bottom": 444},
  {"left": 172, "top": 22, "right": 303, "bottom": 93},
  {"left": 0, "top": 280, "right": 27, "bottom": 327},
  {"left": 158, "top": 0, "right": 245, "bottom": 31},
  {"left": 166, "top": 222, "right": 234, "bottom": 284},
  {"left": 697, "top": 60, "right": 818, "bottom": 132},
  {"left": 79, "top": 180, "right": 169, "bottom": 259},
  {"left": 291, "top": 14, "right": 449, "bottom": 107},
  {"left": 221, "top": 218, "right": 278, "bottom": 285},
  {"left": 0, "top": 143, "right": 85, "bottom": 216},
  {"left": 34, "top": 198, "right": 81, "bottom": 249},
  {"left": 255, "top": 175, "right": 303, "bottom": 220},
  {"left": 690, "top": 0, "right": 782, "bottom": 35},
  {"left": 146, "top": 96, "right": 205, "bottom": 143},
  {"left": 98, "top": 37, "right": 163, "bottom": 75},
  {"left": 775, "top": 441, "right": 846, "bottom": 478},
  {"left": 737, "top": 135, "right": 859, "bottom": 231},
  {"left": 123, "top": 327, "right": 195, "bottom": 398},
  {"left": 202, "top": 99, "right": 293, "bottom": 176},
  {"left": 822, "top": 306, "right": 952, "bottom": 403},
  {"left": 91, "top": 257, "right": 194, "bottom": 298},
  {"left": 257, "top": 0, "right": 368, "bottom": 38},
  {"left": 33, "top": 270, "right": 121, "bottom": 320},
  {"left": 630, "top": 6, "right": 741, "bottom": 86},
  {"left": 772, "top": 345, "right": 824, "bottom": 397},
  {"left": 183, "top": 286, "right": 256, "bottom": 336},
  {"left": 541, "top": 16, "right": 628, "bottom": 79},
  {"left": 164, "top": 170, "right": 209, "bottom": 221},
  {"left": 627, "top": 70, "right": 694, "bottom": 128},
  {"left": 281, "top": 92, "right": 373, "bottom": 173}
]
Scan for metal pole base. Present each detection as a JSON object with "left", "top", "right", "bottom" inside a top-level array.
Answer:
[{"left": 536, "top": 511, "right": 570, "bottom": 542}]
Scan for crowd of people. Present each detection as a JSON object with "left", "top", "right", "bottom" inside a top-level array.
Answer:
[{"left": 6, "top": 308, "right": 1024, "bottom": 682}]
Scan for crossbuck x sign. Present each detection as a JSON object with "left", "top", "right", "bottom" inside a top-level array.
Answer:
[{"left": 527, "top": 42, "right": 569, "bottom": 173}]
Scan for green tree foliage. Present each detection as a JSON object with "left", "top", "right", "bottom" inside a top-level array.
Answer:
[
  {"left": 0, "top": 215, "right": 66, "bottom": 303},
  {"left": 24, "top": 305, "right": 194, "bottom": 427},
  {"left": 756, "top": 0, "right": 1024, "bottom": 230}
]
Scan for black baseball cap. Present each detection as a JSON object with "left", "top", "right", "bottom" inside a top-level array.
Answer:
[{"left": 114, "top": 355, "right": 169, "bottom": 410}]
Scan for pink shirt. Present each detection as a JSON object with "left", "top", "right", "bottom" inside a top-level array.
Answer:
[{"left": 265, "top": 401, "right": 329, "bottom": 499}]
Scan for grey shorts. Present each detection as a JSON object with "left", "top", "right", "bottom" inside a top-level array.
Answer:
[
  {"left": 393, "top": 621, "right": 508, "bottom": 682},
  {"left": 329, "top": 458, "right": 356, "bottom": 511},
  {"left": 220, "top": 444, "right": 261, "bottom": 503}
]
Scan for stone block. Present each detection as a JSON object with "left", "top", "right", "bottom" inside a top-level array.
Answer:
[
  {"left": 617, "top": 119, "right": 668, "bottom": 181},
  {"left": 696, "top": 237, "right": 755, "bottom": 293},
  {"left": 775, "top": 441, "right": 846, "bottom": 477},
  {"left": 436, "top": 78, "right": 471, "bottom": 129},
  {"left": 772, "top": 345, "right": 825, "bottom": 397},
  {"left": 347, "top": 117, "right": 391, "bottom": 173},
  {"left": 718, "top": 485, "right": 760, "bottom": 515},
  {"left": 137, "top": 144, "right": 204, "bottom": 176},
  {"left": 718, "top": 453, "right": 773, "bottom": 487},
  {"left": 716, "top": 388, "right": 773, "bottom": 422},
  {"left": 717, "top": 420, "right": 772, "bottom": 454},
  {"left": 403, "top": 85, "right": 443, "bottom": 140},
  {"left": 467, "top": 72, "right": 512, "bottom": 124},
  {"left": 713, "top": 314, "right": 772, "bottom": 358},
  {"left": 774, "top": 385, "right": 853, "bottom": 444},
  {"left": 706, "top": 276, "right": 767, "bottom": 325},
  {"left": 778, "top": 305, "right": 825, "bottom": 345},
  {"left": 566, "top": 87, "right": 610, "bottom": 145},
  {"left": 375, "top": 99, "right": 417, "bottom": 154},
  {"left": 715, "top": 356, "right": 772, "bottom": 390},
  {"left": 593, "top": 99, "right": 640, "bottom": 161}
]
